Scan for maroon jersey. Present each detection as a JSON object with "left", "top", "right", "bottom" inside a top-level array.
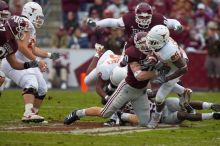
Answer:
[
  {"left": 122, "top": 11, "right": 167, "bottom": 38},
  {"left": 124, "top": 45, "right": 150, "bottom": 89},
  {"left": 0, "top": 24, "right": 17, "bottom": 59}
]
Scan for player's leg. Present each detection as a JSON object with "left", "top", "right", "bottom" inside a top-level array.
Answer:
[
  {"left": 63, "top": 80, "right": 129, "bottom": 125},
  {"left": 21, "top": 75, "right": 45, "bottom": 122},
  {"left": 34, "top": 69, "right": 48, "bottom": 115},
  {"left": 189, "top": 101, "right": 220, "bottom": 112},
  {"left": 176, "top": 111, "right": 220, "bottom": 121},
  {"left": 131, "top": 93, "right": 150, "bottom": 127},
  {"left": 171, "top": 82, "right": 194, "bottom": 113},
  {"left": 148, "top": 80, "right": 175, "bottom": 128}
]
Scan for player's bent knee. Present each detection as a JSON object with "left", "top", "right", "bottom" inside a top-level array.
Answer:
[{"left": 22, "top": 87, "right": 37, "bottom": 96}]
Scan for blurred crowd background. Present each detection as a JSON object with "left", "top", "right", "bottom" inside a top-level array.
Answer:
[{"left": 3, "top": 0, "right": 220, "bottom": 91}]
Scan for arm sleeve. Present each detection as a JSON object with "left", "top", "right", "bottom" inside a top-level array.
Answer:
[
  {"left": 96, "top": 18, "right": 125, "bottom": 28},
  {"left": 166, "top": 18, "right": 181, "bottom": 30}
]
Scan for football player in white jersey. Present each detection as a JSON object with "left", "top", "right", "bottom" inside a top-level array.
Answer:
[
  {"left": 146, "top": 25, "right": 193, "bottom": 128},
  {"left": 2, "top": 2, "right": 59, "bottom": 123},
  {"left": 117, "top": 96, "right": 220, "bottom": 125},
  {"left": 85, "top": 43, "right": 127, "bottom": 104}
]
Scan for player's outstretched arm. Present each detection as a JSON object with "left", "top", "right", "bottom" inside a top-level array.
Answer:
[
  {"left": 6, "top": 53, "right": 47, "bottom": 72},
  {"left": 87, "top": 17, "right": 124, "bottom": 28},
  {"left": 33, "top": 47, "right": 60, "bottom": 60}
]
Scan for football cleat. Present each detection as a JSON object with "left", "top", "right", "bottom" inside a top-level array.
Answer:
[
  {"left": 103, "top": 119, "right": 116, "bottom": 126},
  {"left": 211, "top": 104, "right": 220, "bottom": 112},
  {"left": 22, "top": 114, "right": 44, "bottom": 123},
  {"left": 213, "top": 112, "right": 220, "bottom": 120},
  {"left": 147, "top": 112, "right": 161, "bottom": 129},
  {"left": 64, "top": 109, "right": 80, "bottom": 125}
]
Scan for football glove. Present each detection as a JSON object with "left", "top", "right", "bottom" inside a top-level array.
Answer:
[
  {"left": 87, "top": 18, "right": 96, "bottom": 27},
  {"left": 50, "top": 52, "right": 60, "bottom": 60},
  {"left": 174, "top": 25, "right": 182, "bottom": 32},
  {"left": 153, "top": 74, "right": 167, "bottom": 84},
  {"left": 24, "top": 60, "right": 39, "bottom": 69}
]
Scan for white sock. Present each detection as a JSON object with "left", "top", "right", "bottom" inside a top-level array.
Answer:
[
  {"left": 76, "top": 109, "right": 86, "bottom": 118},
  {"left": 202, "top": 113, "right": 213, "bottom": 120},
  {"left": 172, "top": 83, "right": 185, "bottom": 94},
  {"left": 24, "top": 103, "right": 34, "bottom": 116},
  {"left": 202, "top": 102, "right": 213, "bottom": 109},
  {"left": 121, "top": 113, "right": 130, "bottom": 121}
]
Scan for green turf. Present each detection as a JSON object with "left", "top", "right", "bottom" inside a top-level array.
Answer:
[{"left": 0, "top": 89, "right": 220, "bottom": 146}]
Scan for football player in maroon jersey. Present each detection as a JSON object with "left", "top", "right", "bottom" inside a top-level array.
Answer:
[
  {"left": 63, "top": 32, "right": 158, "bottom": 127},
  {"left": 87, "top": 2, "right": 182, "bottom": 50},
  {"left": 0, "top": 16, "right": 47, "bottom": 71}
]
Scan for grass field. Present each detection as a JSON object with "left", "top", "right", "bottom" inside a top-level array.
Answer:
[{"left": 0, "top": 89, "right": 220, "bottom": 146}]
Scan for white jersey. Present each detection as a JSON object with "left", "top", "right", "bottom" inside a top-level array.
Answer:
[
  {"left": 155, "top": 38, "right": 188, "bottom": 76},
  {"left": 15, "top": 17, "right": 36, "bottom": 62},
  {"left": 97, "top": 50, "right": 122, "bottom": 81}
]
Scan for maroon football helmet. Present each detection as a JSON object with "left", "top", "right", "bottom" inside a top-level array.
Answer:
[
  {"left": 135, "top": 2, "right": 153, "bottom": 28},
  {"left": 6, "top": 16, "right": 28, "bottom": 40},
  {"left": 0, "top": 0, "right": 10, "bottom": 23},
  {"left": 134, "top": 31, "right": 149, "bottom": 54}
]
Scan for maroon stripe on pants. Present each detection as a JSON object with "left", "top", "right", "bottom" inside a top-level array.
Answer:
[{"left": 101, "top": 81, "right": 127, "bottom": 116}]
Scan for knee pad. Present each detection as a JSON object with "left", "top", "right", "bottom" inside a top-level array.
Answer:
[
  {"left": 38, "top": 86, "right": 48, "bottom": 97},
  {"left": 22, "top": 87, "right": 37, "bottom": 96},
  {"left": 35, "top": 94, "right": 46, "bottom": 100},
  {"left": 105, "top": 82, "right": 117, "bottom": 96}
]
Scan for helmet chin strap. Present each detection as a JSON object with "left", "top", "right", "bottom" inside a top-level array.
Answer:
[{"left": 138, "top": 23, "right": 149, "bottom": 29}]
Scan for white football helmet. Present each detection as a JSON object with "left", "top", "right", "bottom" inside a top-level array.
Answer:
[
  {"left": 146, "top": 25, "right": 170, "bottom": 51},
  {"left": 110, "top": 66, "right": 127, "bottom": 86},
  {"left": 21, "top": 2, "right": 44, "bottom": 28}
]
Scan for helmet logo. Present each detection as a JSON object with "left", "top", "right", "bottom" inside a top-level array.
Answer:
[
  {"left": 161, "top": 34, "right": 166, "bottom": 40},
  {"left": 31, "top": 7, "right": 37, "bottom": 13}
]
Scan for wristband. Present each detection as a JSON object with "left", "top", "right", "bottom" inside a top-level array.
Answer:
[
  {"left": 47, "top": 52, "right": 52, "bottom": 58},
  {"left": 24, "top": 62, "right": 30, "bottom": 69},
  {"left": 134, "top": 70, "right": 141, "bottom": 78},
  {"left": 35, "top": 57, "right": 40, "bottom": 63}
]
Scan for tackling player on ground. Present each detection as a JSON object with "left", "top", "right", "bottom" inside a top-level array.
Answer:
[{"left": 63, "top": 32, "right": 158, "bottom": 127}]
